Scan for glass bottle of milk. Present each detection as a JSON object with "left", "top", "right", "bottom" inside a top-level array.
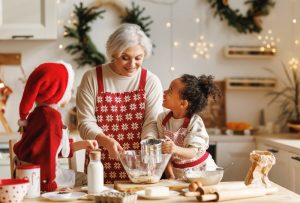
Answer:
[{"left": 87, "top": 149, "right": 103, "bottom": 194}]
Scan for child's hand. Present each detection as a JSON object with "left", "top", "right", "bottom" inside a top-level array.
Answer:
[
  {"left": 86, "top": 140, "right": 98, "bottom": 152},
  {"left": 162, "top": 136, "right": 177, "bottom": 154}
]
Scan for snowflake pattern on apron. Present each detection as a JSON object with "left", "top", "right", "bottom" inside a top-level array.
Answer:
[{"left": 85, "top": 65, "right": 147, "bottom": 184}]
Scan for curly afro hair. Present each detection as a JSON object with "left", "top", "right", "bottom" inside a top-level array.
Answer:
[{"left": 179, "top": 74, "right": 221, "bottom": 117}]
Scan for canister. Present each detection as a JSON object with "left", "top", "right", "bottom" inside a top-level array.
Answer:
[{"left": 16, "top": 164, "right": 40, "bottom": 198}]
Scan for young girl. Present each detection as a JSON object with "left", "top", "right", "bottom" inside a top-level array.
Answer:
[
  {"left": 14, "top": 62, "right": 98, "bottom": 192},
  {"left": 157, "top": 74, "right": 220, "bottom": 179}
]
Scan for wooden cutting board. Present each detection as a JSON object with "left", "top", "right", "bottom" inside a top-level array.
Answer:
[{"left": 114, "top": 179, "right": 189, "bottom": 192}]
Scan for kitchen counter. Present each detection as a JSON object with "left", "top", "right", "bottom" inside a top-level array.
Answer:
[
  {"left": 255, "top": 133, "right": 300, "bottom": 155},
  {"left": 209, "top": 134, "right": 254, "bottom": 144},
  {"left": 22, "top": 182, "right": 300, "bottom": 203}
]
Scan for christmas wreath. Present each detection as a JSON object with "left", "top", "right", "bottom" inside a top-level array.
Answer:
[
  {"left": 64, "top": 2, "right": 153, "bottom": 67},
  {"left": 207, "top": 0, "right": 275, "bottom": 34}
]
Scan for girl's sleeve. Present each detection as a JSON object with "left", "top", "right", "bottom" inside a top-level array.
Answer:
[{"left": 183, "top": 115, "right": 209, "bottom": 152}]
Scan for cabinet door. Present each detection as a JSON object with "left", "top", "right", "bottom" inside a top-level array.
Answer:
[
  {"left": 0, "top": 0, "right": 57, "bottom": 39},
  {"left": 216, "top": 142, "right": 255, "bottom": 181},
  {"left": 257, "top": 143, "right": 292, "bottom": 190},
  {"left": 290, "top": 153, "right": 300, "bottom": 194},
  {"left": 0, "top": 160, "right": 10, "bottom": 178}
]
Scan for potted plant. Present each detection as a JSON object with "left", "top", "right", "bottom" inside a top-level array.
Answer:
[{"left": 266, "top": 59, "right": 300, "bottom": 132}]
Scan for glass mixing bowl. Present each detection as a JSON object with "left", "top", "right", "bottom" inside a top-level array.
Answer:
[
  {"left": 185, "top": 167, "right": 224, "bottom": 186},
  {"left": 119, "top": 150, "right": 171, "bottom": 184}
]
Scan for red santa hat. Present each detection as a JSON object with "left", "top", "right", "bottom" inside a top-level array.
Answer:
[{"left": 18, "top": 61, "right": 74, "bottom": 127}]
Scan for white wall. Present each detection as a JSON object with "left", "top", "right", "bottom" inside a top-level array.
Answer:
[{"left": 0, "top": 0, "right": 299, "bottom": 132}]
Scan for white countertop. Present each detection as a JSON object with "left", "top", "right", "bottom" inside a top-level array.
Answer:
[
  {"left": 22, "top": 182, "right": 300, "bottom": 203},
  {"left": 255, "top": 133, "right": 300, "bottom": 155},
  {"left": 209, "top": 134, "right": 254, "bottom": 144}
]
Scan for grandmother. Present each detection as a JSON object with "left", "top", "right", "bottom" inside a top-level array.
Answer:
[{"left": 76, "top": 23, "right": 163, "bottom": 183}]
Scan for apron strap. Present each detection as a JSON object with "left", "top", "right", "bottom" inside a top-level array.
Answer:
[
  {"left": 96, "top": 65, "right": 104, "bottom": 92},
  {"left": 162, "top": 111, "right": 191, "bottom": 129},
  {"left": 97, "top": 66, "right": 147, "bottom": 92},
  {"left": 162, "top": 111, "right": 173, "bottom": 127},
  {"left": 182, "top": 117, "right": 191, "bottom": 128},
  {"left": 138, "top": 68, "right": 147, "bottom": 90}
]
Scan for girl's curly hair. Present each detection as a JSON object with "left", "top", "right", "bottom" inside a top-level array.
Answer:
[{"left": 180, "top": 74, "right": 221, "bottom": 117}]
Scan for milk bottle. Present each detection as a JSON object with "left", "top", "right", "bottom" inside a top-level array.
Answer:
[{"left": 87, "top": 149, "right": 103, "bottom": 194}]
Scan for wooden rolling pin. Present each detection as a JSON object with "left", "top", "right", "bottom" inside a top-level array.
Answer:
[
  {"left": 185, "top": 186, "right": 278, "bottom": 202},
  {"left": 185, "top": 181, "right": 247, "bottom": 195}
]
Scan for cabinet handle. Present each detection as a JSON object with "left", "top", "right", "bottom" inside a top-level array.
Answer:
[
  {"left": 267, "top": 149, "right": 278, "bottom": 153},
  {"left": 291, "top": 156, "right": 300, "bottom": 162},
  {"left": 12, "top": 35, "right": 34, "bottom": 39}
]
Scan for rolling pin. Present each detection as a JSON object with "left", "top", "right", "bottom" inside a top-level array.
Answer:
[
  {"left": 184, "top": 181, "right": 247, "bottom": 195},
  {"left": 185, "top": 186, "right": 278, "bottom": 202}
]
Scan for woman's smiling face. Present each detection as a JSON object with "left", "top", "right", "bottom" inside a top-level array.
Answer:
[{"left": 111, "top": 45, "right": 145, "bottom": 76}]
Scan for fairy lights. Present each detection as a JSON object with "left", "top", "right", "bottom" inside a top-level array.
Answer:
[
  {"left": 287, "top": 0, "right": 299, "bottom": 69},
  {"left": 257, "top": 29, "right": 279, "bottom": 54},
  {"left": 289, "top": 57, "right": 299, "bottom": 70},
  {"left": 189, "top": 16, "right": 214, "bottom": 60}
]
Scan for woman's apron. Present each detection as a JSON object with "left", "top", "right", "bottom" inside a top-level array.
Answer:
[
  {"left": 85, "top": 65, "right": 147, "bottom": 184},
  {"left": 162, "top": 111, "right": 213, "bottom": 178}
]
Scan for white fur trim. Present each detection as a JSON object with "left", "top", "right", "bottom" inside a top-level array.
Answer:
[
  {"left": 56, "top": 60, "right": 75, "bottom": 105},
  {"left": 18, "top": 119, "right": 28, "bottom": 127}
]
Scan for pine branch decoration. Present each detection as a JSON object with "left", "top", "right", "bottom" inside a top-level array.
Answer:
[
  {"left": 207, "top": 0, "right": 275, "bottom": 34},
  {"left": 121, "top": 2, "right": 153, "bottom": 37},
  {"left": 64, "top": 2, "right": 153, "bottom": 68},
  {"left": 64, "top": 2, "right": 106, "bottom": 67}
]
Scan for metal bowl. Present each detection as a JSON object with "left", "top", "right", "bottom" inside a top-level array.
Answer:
[{"left": 185, "top": 167, "right": 224, "bottom": 186}]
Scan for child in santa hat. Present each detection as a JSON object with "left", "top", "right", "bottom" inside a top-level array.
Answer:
[{"left": 14, "top": 61, "right": 98, "bottom": 192}]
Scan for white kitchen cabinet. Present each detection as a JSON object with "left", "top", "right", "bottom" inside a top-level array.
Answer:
[
  {"left": 216, "top": 142, "right": 255, "bottom": 181},
  {"left": 289, "top": 153, "right": 300, "bottom": 194},
  {"left": 0, "top": 0, "right": 57, "bottom": 39},
  {"left": 256, "top": 142, "right": 293, "bottom": 191},
  {"left": 0, "top": 159, "right": 10, "bottom": 178}
]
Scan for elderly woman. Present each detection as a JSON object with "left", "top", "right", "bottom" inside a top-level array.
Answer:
[{"left": 76, "top": 23, "right": 163, "bottom": 183}]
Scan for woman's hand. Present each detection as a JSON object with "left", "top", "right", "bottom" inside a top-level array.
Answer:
[
  {"left": 162, "top": 136, "right": 177, "bottom": 154},
  {"left": 96, "top": 134, "right": 123, "bottom": 160}
]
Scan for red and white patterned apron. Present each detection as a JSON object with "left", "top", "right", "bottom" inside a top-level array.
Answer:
[
  {"left": 86, "top": 65, "right": 147, "bottom": 184},
  {"left": 162, "top": 111, "right": 210, "bottom": 178}
]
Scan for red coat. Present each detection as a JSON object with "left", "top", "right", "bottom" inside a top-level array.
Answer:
[{"left": 14, "top": 106, "right": 63, "bottom": 192}]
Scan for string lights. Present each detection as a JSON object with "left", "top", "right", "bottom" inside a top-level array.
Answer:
[
  {"left": 287, "top": 0, "right": 299, "bottom": 70},
  {"left": 257, "top": 29, "right": 279, "bottom": 54},
  {"left": 189, "top": 15, "right": 213, "bottom": 60},
  {"left": 189, "top": 35, "right": 213, "bottom": 59}
]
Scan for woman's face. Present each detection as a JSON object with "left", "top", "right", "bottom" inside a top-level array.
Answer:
[
  {"left": 112, "top": 45, "right": 145, "bottom": 76},
  {"left": 163, "top": 78, "right": 185, "bottom": 111}
]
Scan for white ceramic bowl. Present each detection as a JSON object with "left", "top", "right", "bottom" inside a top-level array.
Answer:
[
  {"left": 185, "top": 167, "right": 224, "bottom": 186},
  {"left": 0, "top": 179, "right": 29, "bottom": 203}
]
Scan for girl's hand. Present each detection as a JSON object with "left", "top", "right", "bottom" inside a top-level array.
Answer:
[
  {"left": 85, "top": 140, "right": 99, "bottom": 152},
  {"left": 162, "top": 136, "right": 177, "bottom": 154}
]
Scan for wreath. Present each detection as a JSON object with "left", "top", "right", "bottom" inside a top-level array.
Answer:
[
  {"left": 64, "top": 1, "right": 153, "bottom": 68},
  {"left": 207, "top": 0, "right": 275, "bottom": 34}
]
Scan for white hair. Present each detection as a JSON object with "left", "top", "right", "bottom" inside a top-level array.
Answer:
[{"left": 106, "top": 23, "right": 152, "bottom": 61}]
